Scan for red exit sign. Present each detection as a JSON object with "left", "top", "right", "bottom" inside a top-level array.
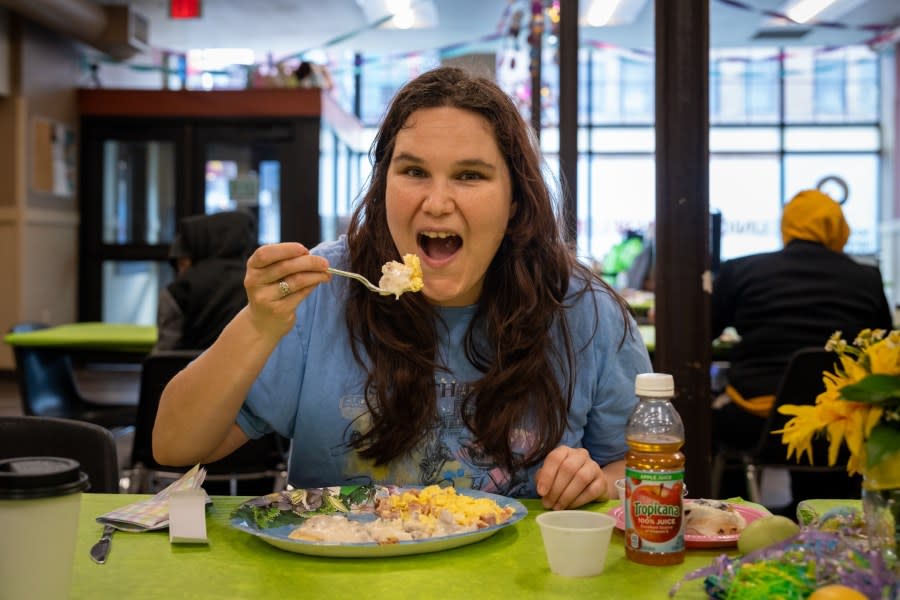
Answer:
[{"left": 170, "top": 0, "right": 201, "bottom": 19}]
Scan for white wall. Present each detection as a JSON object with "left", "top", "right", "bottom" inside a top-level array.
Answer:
[{"left": 0, "top": 20, "right": 82, "bottom": 370}]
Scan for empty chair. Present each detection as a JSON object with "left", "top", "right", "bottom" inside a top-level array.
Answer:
[
  {"left": 711, "top": 347, "right": 855, "bottom": 504},
  {"left": 129, "top": 350, "right": 287, "bottom": 494},
  {"left": 0, "top": 415, "right": 120, "bottom": 493},
  {"left": 8, "top": 322, "right": 136, "bottom": 429}
]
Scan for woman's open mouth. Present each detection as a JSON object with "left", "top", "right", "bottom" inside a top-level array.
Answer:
[{"left": 417, "top": 231, "right": 462, "bottom": 263}]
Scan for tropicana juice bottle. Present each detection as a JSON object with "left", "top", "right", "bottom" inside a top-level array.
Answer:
[{"left": 624, "top": 372, "right": 686, "bottom": 565}]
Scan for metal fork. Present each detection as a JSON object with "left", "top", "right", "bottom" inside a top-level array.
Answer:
[{"left": 327, "top": 267, "right": 386, "bottom": 294}]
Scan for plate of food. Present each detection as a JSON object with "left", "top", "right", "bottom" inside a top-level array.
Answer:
[
  {"left": 608, "top": 499, "right": 768, "bottom": 549},
  {"left": 230, "top": 483, "right": 527, "bottom": 557}
]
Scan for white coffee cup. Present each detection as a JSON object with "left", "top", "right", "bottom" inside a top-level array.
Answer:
[
  {"left": 536, "top": 510, "right": 616, "bottom": 577},
  {"left": 615, "top": 478, "right": 626, "bottom": 502},
  {"left": 0, "top": 457, "right": 89, "bottom": 600}
]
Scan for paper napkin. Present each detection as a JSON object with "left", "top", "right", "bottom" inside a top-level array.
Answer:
[{"left": 97, "top": 465, "right": 208, "bottom": 532}]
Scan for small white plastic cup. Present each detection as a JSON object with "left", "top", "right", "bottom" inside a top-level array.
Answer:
[
  {"left": 615, "top": 478, "right": 626, "bottom": 502},
  {"left": 536, "top": 510, "right": 616, "bottom": 577}
]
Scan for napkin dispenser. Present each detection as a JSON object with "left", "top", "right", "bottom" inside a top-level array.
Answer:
[{"left": 168, "top": 488, "right": 209, "bottom": 544}]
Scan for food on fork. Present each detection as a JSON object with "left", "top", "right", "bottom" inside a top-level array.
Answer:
[
  {"left": 684, "top": 499, "right": 748, "bottom": 536},
  {"left": 288, "top": 485, "right": 514, "bottom": 544},
  {"left": 378, "top": 253, "right": 424, "bottom": 299}
]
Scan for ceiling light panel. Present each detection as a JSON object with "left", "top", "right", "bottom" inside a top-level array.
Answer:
[
  {"left": 581, "top": 0, "right": 649, "bottom": 27},
  {"left": 355, "top": 0, "right": 438, "bottom": 29}
]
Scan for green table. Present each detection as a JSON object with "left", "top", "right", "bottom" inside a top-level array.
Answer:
[
  {"left": 4, "top": 323, "right": 156, "bottom": 362},
  {"left": 639, "top": 324, "right": 656, "bottom": 352},
  {"left": 72, "top": 494, "right": 731, "bottom": 599},
  {"left": 639, "top": 325, "right": 733, "bottom": 361}
]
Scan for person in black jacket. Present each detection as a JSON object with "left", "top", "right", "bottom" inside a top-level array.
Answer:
[
  {"left": 711, "top": 189, "right": 893, "bottom": 504},
  {"left": 154, "top": 211, "right": 257, "bottom": 352}
]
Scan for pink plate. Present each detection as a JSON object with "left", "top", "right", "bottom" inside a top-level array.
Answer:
[{"left": 607, "top": 502, "right": 769, "bottom": 549}]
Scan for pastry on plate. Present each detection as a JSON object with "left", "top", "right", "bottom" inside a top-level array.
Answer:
[{"left": 684, "top": 499, "right": 747, "bottom": 536}]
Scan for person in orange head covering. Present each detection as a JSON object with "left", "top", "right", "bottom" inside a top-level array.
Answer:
[
  {"left": 780, "top": 189, "right": 850, "bottom": 253},
  {"left": 710, "top": 186, "right": 892, "bottom": 509}
]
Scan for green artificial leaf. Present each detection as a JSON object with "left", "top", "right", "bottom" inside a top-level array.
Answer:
[
  {"left": 865, "top": 423, "right": 900, "bottom": 468},
  {"left": 839, "top": 374, "right": 900, "bottom": 405}
]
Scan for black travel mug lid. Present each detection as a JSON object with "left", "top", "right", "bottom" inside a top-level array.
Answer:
[{"left": 0, "top": 456, "right": 90, "bottom": 499}]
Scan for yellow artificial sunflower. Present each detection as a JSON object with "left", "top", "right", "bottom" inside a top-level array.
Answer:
[{"left": 776, "top": 329, "right": 900, "bottom": 483}]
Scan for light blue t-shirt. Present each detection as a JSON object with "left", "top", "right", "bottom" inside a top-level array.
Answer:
[{"left": 237, "top": 237, "right": 652, "bottom": 498}]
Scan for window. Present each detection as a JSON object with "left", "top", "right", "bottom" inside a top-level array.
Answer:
[
  {"left": 815, "top": 58, "right": 846, "bottom": 118},
  {"left": 620, "top": 57, "right": 653, "bottom": 122},
  {"left": 847, "top": 51, "right": 878, "bottom": 121},
  {"left": 710, "top": 156, "right": 781, "bottom": 259},
  {"left": 359, "top": 54, "right": 440, "bottom": 126},
  {"left": 786, "top": 47, "right": 879, "bottom": 123},
  {"left": 711, "top": 48, "right": 780, "bottom": 124},
  {"left": 745, "top": 57, "right": 779, "bottom": 122},
  {"left": 784, "top": 154, "right": 879, "bottom": 254},
  {"left": 343, "top": 44, "right": 882, "bottom": 275},
  {"left": 101, "top": 140, "right": 176, "bottom": 246},
  {"left": 580, "top": 155, "right": 655, "bottom": 261}
]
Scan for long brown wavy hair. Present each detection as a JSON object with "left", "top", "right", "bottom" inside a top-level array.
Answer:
[{"left": 344, "top": 66, "right": 631, "bottom": 474}]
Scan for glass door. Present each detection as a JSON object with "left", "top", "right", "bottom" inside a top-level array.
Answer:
[
  {"left": 192, "top": 120, "right": 320, "bottom": 246},
  {"left": 79, "top": 116, "right": 322, "bottom": 324},
  {"left": 79, "top": 121, "right": 190, "bottom": 324},
  {"left": 202, "top": 143, "right": 281, "bottom": 245}
]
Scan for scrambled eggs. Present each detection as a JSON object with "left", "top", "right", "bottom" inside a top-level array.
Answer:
[{"left": 376, "top": 485, "right": 514, "bottom": 529}]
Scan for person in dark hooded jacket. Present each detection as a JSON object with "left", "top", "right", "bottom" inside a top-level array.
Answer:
[{"left": 154, "top": 211, "right": 257, "bottom": 352}]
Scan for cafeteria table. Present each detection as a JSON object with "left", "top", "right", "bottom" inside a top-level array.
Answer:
[
  {"left": 72, "top": 494, "right": 731, "bottom": 599},
  {"left": 3, "top": 322, "right": 156, "bottom": 363},
  {"left": 639, "top": 325, "right": 735, "bottom": 361}
]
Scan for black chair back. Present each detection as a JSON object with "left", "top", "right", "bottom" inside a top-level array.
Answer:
[
  {"left": 8, "top": 322, "right": 137, "bottom": 429},
  {"left": 710, "top": 347, "right": 853, "bottom": 502},
  {"left": 9, "top": 322, "right": 83, "bottom": 417},
  {"left": 0, "top": 415, "right": 120, "bottom": 493},
  {"left": 131, "top": 351, "right": 287, "bottom": 494},
  {"left": 757, "top": 347, "right": 841, "bottom": 464}
]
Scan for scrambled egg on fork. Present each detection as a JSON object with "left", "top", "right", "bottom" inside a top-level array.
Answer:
[{"left": 378, "top": 254, "right": 424, "bottom": 299}]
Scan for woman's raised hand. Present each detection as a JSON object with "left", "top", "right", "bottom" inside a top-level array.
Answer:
[{"left": 244, "top": 242, "right": 330, "bottom": 338}]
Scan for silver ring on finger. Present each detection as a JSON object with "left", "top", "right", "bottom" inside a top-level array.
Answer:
[{"left": 277, "top": 279, "right": 291, "bottom": 298}]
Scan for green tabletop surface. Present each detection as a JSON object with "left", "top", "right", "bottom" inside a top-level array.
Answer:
[
  {"left": 796, "top": 498, "right": 863, "bottom": 526},
  {"left": 71, "top": 494, "right": 747, "bottom": 599},
  {"left": 639, "top": 325, "right": 734, "bottom": 360},
  {"left": 4, "top": 322, "right": 157, "bottom": 353},
  {"left": 639, "top": 324, "right": 655, "bottom": 352}
]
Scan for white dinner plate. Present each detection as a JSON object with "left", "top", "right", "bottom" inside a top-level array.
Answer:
[{"left": 230, "top": 484, "right": 527, "bottom": 558}]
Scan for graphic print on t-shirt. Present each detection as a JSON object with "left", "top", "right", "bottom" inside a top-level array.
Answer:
[{"left": 336, "top": 377, "right": 534, "bottom": 497}]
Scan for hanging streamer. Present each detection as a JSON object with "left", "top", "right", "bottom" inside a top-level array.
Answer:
[{"left": 83, "top": 0, "right": 899, "bottom": 87}]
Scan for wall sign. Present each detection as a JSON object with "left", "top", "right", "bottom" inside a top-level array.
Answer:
[{"left": 32, "top": 118, "right": 76, "bottom": 197}]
